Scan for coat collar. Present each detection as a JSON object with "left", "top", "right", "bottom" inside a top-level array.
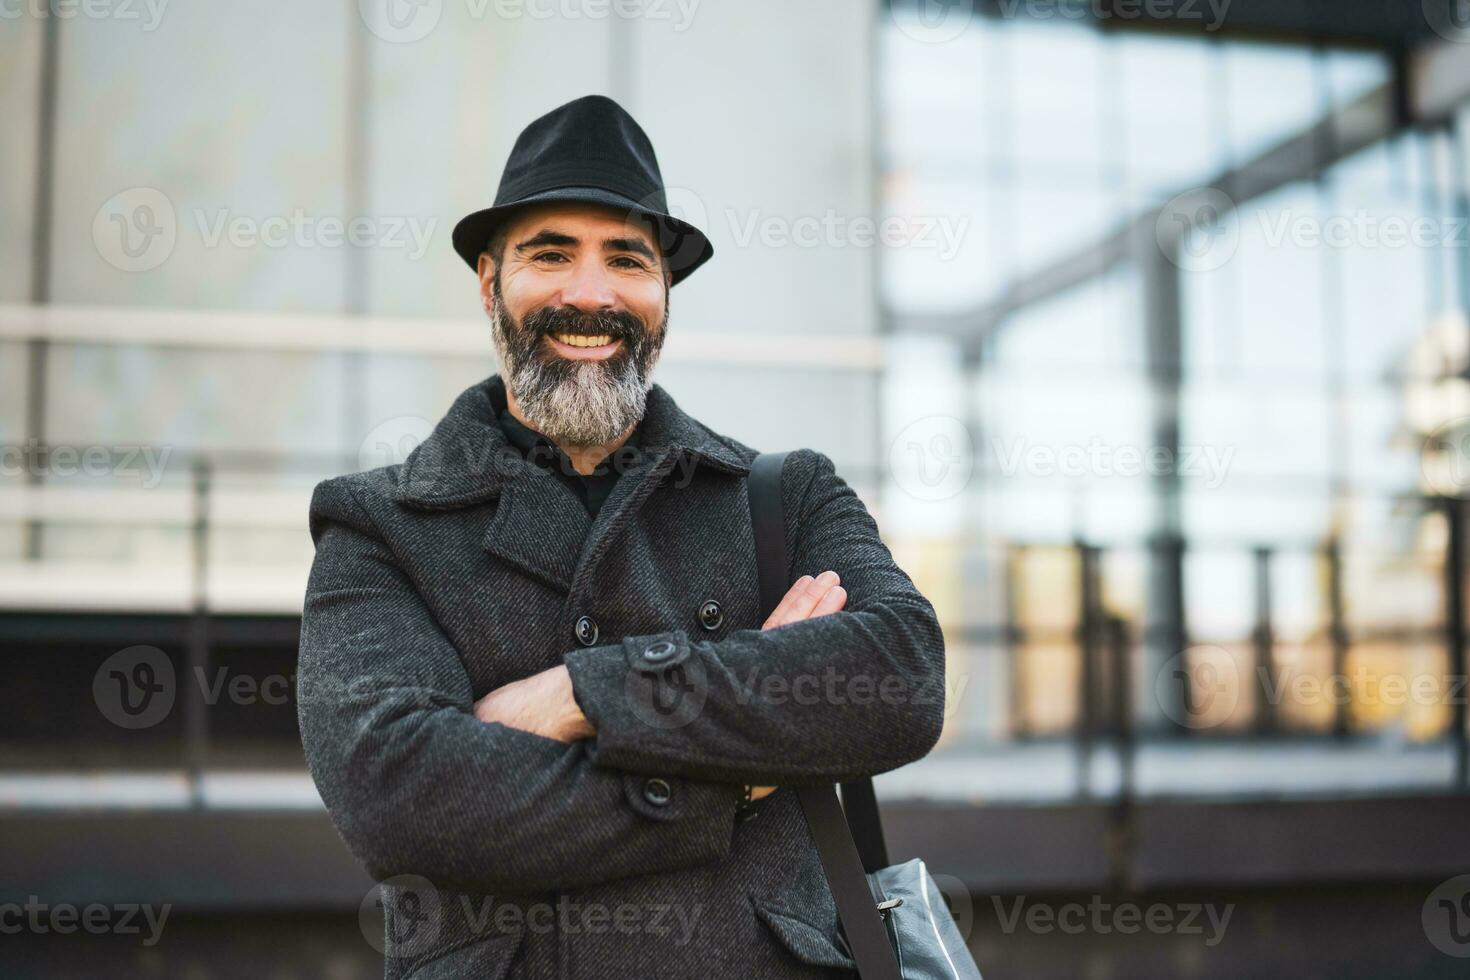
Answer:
[{"left": 390, "top": 372, "right": 750, "bottom": 511}]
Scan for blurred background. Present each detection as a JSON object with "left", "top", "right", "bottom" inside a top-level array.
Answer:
[{"left": 5, "top": 0, "right": 1470, "bottom": 976}]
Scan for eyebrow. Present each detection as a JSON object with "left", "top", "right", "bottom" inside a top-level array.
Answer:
[{"left": 514, "top": 229, "right": 657, "bottom": 263}]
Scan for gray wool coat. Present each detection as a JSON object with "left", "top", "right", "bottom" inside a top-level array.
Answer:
[{"left": 297, "top": 372, "right": 947, "bottom": 980}]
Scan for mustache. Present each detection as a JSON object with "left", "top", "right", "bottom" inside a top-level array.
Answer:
[{"left": 522, "top": 305, "right": 646, "bottom": 342}]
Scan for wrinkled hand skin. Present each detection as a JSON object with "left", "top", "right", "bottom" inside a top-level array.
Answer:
[{"left": 473, "top": 569, "right": 848, "bottom": 798}]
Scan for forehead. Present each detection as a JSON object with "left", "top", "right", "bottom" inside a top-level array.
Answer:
[{"left": 502, "top": 201, "right": 659, "bottom": 247}]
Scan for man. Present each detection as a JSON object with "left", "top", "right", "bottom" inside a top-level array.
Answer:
[{"left": 298, "top": 94, "right": 946, "bottom": 979}]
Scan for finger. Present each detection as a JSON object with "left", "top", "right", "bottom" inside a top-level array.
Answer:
[
  {"left": 807, "top": 585, "right": 847, "bottom": 619},
  {"left": 766, "top": 571, "right": 841, "bottom": 629},
  {"left": 762, "top": 574, "right": 814, "bottom": 629}
]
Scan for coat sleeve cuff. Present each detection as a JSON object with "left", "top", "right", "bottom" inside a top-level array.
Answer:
[{"left": 563, "top": 630, "right": 704, "bottom": 772}]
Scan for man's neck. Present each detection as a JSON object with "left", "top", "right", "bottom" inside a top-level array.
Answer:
[{"left": 505, "top": 386, "right": 636, "bottom": 476}]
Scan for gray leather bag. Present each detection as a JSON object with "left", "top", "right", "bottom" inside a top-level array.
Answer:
[{"left": 748, "top": 451, "right": 984, "bottom": 980}]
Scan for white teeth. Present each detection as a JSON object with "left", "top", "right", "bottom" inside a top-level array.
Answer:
[{"left": 552, "top": 333, "right": 614, "bottom": 349}]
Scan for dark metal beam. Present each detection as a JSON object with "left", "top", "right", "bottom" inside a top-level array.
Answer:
[{"left": 884, "top": 0, "right": 1449, "bottom": 49}]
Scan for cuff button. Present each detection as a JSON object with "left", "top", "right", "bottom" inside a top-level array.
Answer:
[
  {"left": 642, "top": 639, "right": 677, "bottom": 663},
  {"left": 642, "top": 777, "right": 673, "bottom": 806}
]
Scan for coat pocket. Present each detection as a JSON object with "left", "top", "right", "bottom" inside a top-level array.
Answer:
[
  {"left": 750, "top": 895, "right": 858, "bottom": 971},
  {"left": 403, "top": 929, "right": 524, "bottom": 980}
]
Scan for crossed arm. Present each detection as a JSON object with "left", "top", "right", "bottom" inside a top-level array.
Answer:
[
  {"left": 297, "top": 451, "right": 946, "bottom": 895},
  {"left": 472, "top": 569, "right": 853, "bottom": 802}
]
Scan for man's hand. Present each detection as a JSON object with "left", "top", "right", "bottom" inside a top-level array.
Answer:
[
  {"left": 474, "top": 664, "right": 594, "bottom": 743},
  {"left": 762, "top": 569, "right": 847, "bottom": 630},
  {"left": 471, "top": 569, "right": 846, "bottom": 772},
  {"left": 750, "top": 569, "right": 847, "bottom": 800}
]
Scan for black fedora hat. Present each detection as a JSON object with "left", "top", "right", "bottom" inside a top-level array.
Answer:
[{"left": 451, "top": 94, "right": 713, "bottom": 287}]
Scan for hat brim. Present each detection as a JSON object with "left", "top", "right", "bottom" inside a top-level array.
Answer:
[{"left": 451, "top": 186, "right": 713, "bottom": 287}]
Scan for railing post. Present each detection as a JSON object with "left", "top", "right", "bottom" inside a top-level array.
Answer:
[
  {"left": 1445, "top": 497, "right": 1468, "bottom": 791},
  {"left": 1006, "top": 544, "right": 1027, "bottom": 740},
  {"left": 1325, "top": 536, "right": 1350, "bottom": 739},
  {"left": 1076, "top": 542, "right": 1102, "bottom": 799},
  {"left": 186, "top": 458, "right": 213, "bottom": 808},
  {"left": 1252, "top": 546, "right": 1277, "bottom": 735},
  {"left": 1105, "top": 613, "right": 1135, "bottom": 892}
]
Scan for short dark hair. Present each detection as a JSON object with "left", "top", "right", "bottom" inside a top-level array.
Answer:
[{"left": 485, "top": 223, "right": 511, "bottom": 265}]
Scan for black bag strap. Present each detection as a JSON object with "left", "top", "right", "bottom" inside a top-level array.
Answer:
[{"left": 747, "top": 451, "right": 902, "bottom": 980}]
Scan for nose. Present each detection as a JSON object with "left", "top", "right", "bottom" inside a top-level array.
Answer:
[{"left": 558, "top": 257, "right": 619, "bottom": 313}]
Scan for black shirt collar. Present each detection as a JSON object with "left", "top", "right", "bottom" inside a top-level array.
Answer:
[{"left": 490, "top": 379, "right": 644, "bottom": 480}]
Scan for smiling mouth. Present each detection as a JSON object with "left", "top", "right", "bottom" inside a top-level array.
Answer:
[{"left": 547, "top": 332, "right": 624, "bottom": 359}]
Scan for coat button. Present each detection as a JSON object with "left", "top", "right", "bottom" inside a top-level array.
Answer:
[
  {"left": 642, "top": 777, "right": 673, "bottom": 806},
  {"left": 574, "top": 615, "right": 599, "bottom": 646},
  {"left": 698, "top": 599, "right": 723, "bottom": 631},
  {"left": 642, "top": 640, "right": 677, "bottom": 663}
]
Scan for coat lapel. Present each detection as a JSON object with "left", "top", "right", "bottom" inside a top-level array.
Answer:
[
  {"left": 389, "top": 372, "right": 752, "bottom": 597},
  {"left": 480, "top": 472, "right": 592, "bottom": 592}
]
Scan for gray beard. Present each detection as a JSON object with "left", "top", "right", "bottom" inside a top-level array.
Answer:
[{"left": 488, "top": 290, "right": 667, "bottom": 449}]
